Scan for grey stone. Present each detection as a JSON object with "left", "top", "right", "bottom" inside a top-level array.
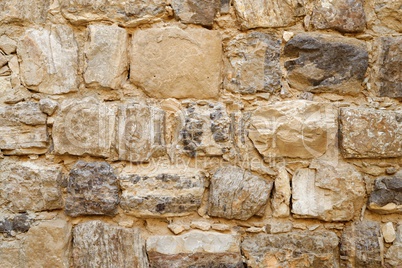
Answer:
[
  {"left": 385, "top": 244, "right": 402, "bottom": 267},
  {"left": 65, "top": 161, "right": 119, "bottom": 217},
  {"left": 0, "top": 0, "right": 50, "bottom": 24},
  {"left": 368, "top": 174, "right": 402, "bottom": 214},
  {"left": 39, "top": 98, "right": 58, "bottom": 116},
  {"left": 0, "top": 213, "right": 30, "bottom": 236},
  {"left": 171, "top": 0, "right": 220, "bottom": 26}
]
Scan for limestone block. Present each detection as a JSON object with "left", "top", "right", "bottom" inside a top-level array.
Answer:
[
  {"left": 382, "top": 222, "right": 396, "bottom": 243},
  {"left": 39, "top": 98, "right": 58, "bottom": 116},
  {"left": 171, "top": 0, "right": 220, "bottom": 26},
  {"left": 84, "top": 24, "right": 129, "bottom": 89},
  {"left": 0, "top": 35, "right": 17, "bottom": 55},
  {"left": 73, "top": 221, "right": 148, "bottom": 268},
  {"left": 225, "top": 32, "right": 282, "bottom": 94},
  {"left": 0, "top": 241, "right": 24, "bottom": 267},
  {"left": 374, "top": 0, "right": 402, "bottom": 32},
  {"left": 271, "top": 166, "right": 291, "bottom": 218},
  {"left": 130, "top": 26, "right": 221, "bottom": 99},
  {"left": 18, "top": 25, "right": 79, "bottom": 94},
  {"left": 385, "top": 244, "right": 402, "bottom": 267},
  {"left": 146, "top": 231, "right": 242, "bottom": 268},
  {"left": 208, "top": 166, "right": 273, "bottom": 220},
  {"left": 340, "top": 108, "right": 402, "bottom": 158},
  {"left": 284, "top": 33, "right": 368, "bottom": 95},
  {"left": 0, "top": 0, "right": 50, "bottom": 24},
  {"left": 65, "top": 161, "right": 119, "bottom": 217},
  {"left": 368, "top": 173, "right": 402, "bottom": 214},
  {"left": 242, "top": 231, "right": 339, "bottom": 268}
]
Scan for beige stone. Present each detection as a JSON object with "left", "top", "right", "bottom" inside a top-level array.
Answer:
[
  {"left": 374, "top": 0, "right": 402, "bottom": 32},
  {"left": 0, "top": 35, "right": 17, "bottom": 54},
  {"left": 271, "top": 166, "right": 291, "bottom": 218},
  {"left": 382, "top": 222, "right": 396, "bottom": 243},
  {"left": 0, "top": 0, "right": 50, "bottom": 24},
  {"left": 190, "top": 221, "right": 211, "bottom": 231},
  {"left": 0, "top": 241, "right": 24, "bottom": 267},
  {"left": 130, "top": 26, "right": 221, "bottom": 99},
  {"left": 385, "top": 244, "right": 402, "bottom": 267}
]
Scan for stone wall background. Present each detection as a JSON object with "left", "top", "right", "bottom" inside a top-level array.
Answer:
[{"left": 0, "top": 0, "right": 401, "bottom": 267}]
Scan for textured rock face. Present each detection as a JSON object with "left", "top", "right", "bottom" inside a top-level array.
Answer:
[
  {"left": 248, "top": 100, "right": 336, "bottom": 159},
  {"left": 84, "top": 24, "right": 129, "bottom": 89},
  {"left": 146, "top": 231, "right": 242, "bottom": 268},
  {"left": 225, "top": 32, "right": 282, "bottom": 94},
  {"left": 368, "top": 174, "right": 402, "bottom": 214},
  {"left": 340, "top": 221, "right": 382, "bottom": 268},
  {"left": 0, "top": 101, "right": 48, "bottom": 155},
  {"left": 0, "top": 241, "right": 24, "bottom": 267},
  {"left": 242, "top": 231, "right": 339, "bottom": 268},
  {"left": 284, "top": 33, "right": 368, "bottom": 95},
  {"left": 0, "top": 213, "right": 30, "bottom": 236},
  {"left": 119, "top": 171, "right": 205, "bottom": 217},
  {"left": 0, "top": 161, "right": 62, "bottom": 212},
  {"left": 0, "top": 0, "right": 50, "bottom": 24},
  {"left": 208, "top": 166, "right": 273, "bottom": 220},
  {"left": 374, "top": 0, "right": 402, "bottom": 32},
  {"left": 340, "top": 108, "right": 402, "bottom": 158},
  {"left": 65, "top": 161, "right": 119, "bottom": 217},
  {"left": 377, "top": 36, "right": 402, "bottom": 98},
  {"left": 271, "top": 166, "right": 291, "bottom": 218},
  {"left": 73, "top": 221, "right": 148, "bottom": 268},
  {"left": 386, "top": 243, "right": 402, "bottom": 267},
  {"left": 292, "top": 160, "right": 366, "bottom": 221},
  {"left": 130, "top": 26, "right": 221, "bottom": 99},
  {"left": 311, "top": 0, "right": 366, "bottom": 32},
  {"left": 18, "top": 25, "right": 79, "bottom": 94},
  {"left": 171, "top": 0, "right": 220, "bottom": 26}
]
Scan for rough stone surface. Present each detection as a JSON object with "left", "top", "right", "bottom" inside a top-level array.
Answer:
[
  {"left": 0, "top": 213, "right": 30, "bottom": 236},
  {"left": 73, "top": 220, "right": 148, "bottom": 268},
  {"left": 374, "top": 0, "right": 402, "bottom": 32},
  {"left": 65, "top": 161, "right": 119, "bottom": 217},
  {"left": 119, "top": 171, "right": 205, "bottom": 217},
  {"left": 0, "top": 241, "right": 24, "bottom": 267},
  {"left": 171, "top": 0, "right": 220, "bottom": 26},
  {"left": 340, "top": 108, "right": 402, "bottom": 158},
  {"left": 340, "top": 221, "right": 382, "bottom": 268},
  {"left": 208, "top": 166, "right": 273, "bottom": 220},
  {"left": 242, "top": 231, "right": 339, "bottom": 268},
  {"left": 311, "top": 0, "right": 366, "bottom": 33},
  {"left": 225, "top": 32, "right": 282, "bottom": 94},
  {"left": 248, "top": 100, "right": 337, "bottom": 159},
  {"left": 368, "top": 173, "right": 402, "bottom": 214},
  {"left": 18, "top": 25, "right": 79, "bottom": 94},
  {"left": 385, "top": 243, "right": 402, "bottom": 267},
  {"left": 130, "top": 26, "right": 221, "bottom": 99},
  {"left": 0, "top": 0, "right": 50, "bottom": 24},
  {"left": 284, "top": 33, "right": 368, "bottom": 95},
  {"left": 0, "top": 35, "right": 17, "bottom": 55},
  {"left": 271, "top": 166, "right": 291, "bottom": 218},
  {"left": 382, "top": 222, "right": 396, "bottom": 243},
  {"left": 84, "top": 24, "right": 129, "bottom": 89},
  {"left": 146, "top": 231, "right": 243, "bottom": 268},
  {"left": 39, "top": 98, "right": 58, "bottom": 116}
]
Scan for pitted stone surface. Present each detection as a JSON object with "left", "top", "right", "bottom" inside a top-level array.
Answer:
[
  {"left": 368, "top": 173, "right": 402, "bottom": 214},
  {"left": 0, "top": 213, "right": 30, "bottom": 236},
  {"left": 374, "top": 0, "right": 402, "bottom": 32},
  {"left": 171, "top": 0, "right": 220, "bottom": 26},
  {"left": 0, "top": 0, "right": 50, "bottom": 24}
]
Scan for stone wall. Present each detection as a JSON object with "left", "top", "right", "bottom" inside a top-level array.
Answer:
[{"left": 0, "top": 0, "right": 401, "bottom": 267}]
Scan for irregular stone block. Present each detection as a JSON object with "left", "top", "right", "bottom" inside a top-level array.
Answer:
[
  {"left": 340, "top": 108, "right": 402, "bottom": 158},
  {"left": 0, "top": 35, "right": 17, "bottom": 55},
  {"left": 0, "top": 241, "right": 24, "bottom": 267},
  {"left": 385, "top": 244, "right": 402, "bottom": 267},
  {"left": 368, "top": 174, "right": 402, "bottom": 214},
  {"left": 284, "top": 33, "right": 368, "bottom": 95},
  {"left": 340, "top": 221, "right": 382, "bottom": 268},
  {"left": 242, "top": 231, "right": 339, "bottom": 268},
  {"left": 130, "top": 26, "right": 221, "bottom": 99},
  {"left": 171, "top": 0, "right": 220, "bottom": 26},
  {"left": 0, "top": 101, "right": 48, "bottom": 155},
  {"left": 208, "top": 166, "right": 273, "bottom": 220},
  {"left": 120, "top": 170, "right": 205, "bottom": 217},
  {"left": 311, "top": 0, "right": 366, "bottom": 33},
  {"left": 0, "top": 161, "right": 63, "bottom": 212},
  {"left": 0, "top": 0, "right": 50, "bottom": 24},
  {"left": 382, "top": 222, "right": 396, "bottom": 243},
  {"left": 377, "top": 36, "right": 402, "bottom": 98},
  {"left": 84, "top": 24, "right": 129, "bottom": 89},
  {"left": 18, "top": 25, "right": 79, "bottom": 94},
  {"left": 271, "top": 166, "right": 291, "bottom": 218},
  {"left": 53, "top": 98, "right": 116, "bottom": 157},
  {"left": 65, "top": 161, "right": 119, "bottom": 217},
  {"left": 374, "top": 0, "right": 402, "bottom": 32},
  {"left": 225, "top": 32, "right": 282, "bottom": 94},
  {"left": 147, "top": 231, "right": 242, "bottom": 268},
  {"left": 0, "top": 213, "right": 30, "bottom": 236},
  {"left": 233, "top": 0, "right": 306, "bottom": 29},
  {"left": 248, "top": 100, "right": 337, "bottom": 159},
  {"left": 73, "top": 221, "right": 148, "bottom": 268},
  {"left": 39, "top": 98, "right": 58, "bottom": 116}
]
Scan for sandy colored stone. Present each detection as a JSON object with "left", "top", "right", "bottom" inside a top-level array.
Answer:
[
  {"left": 39, "top": 98, "right": 58, "bottom": 116},
  {"left": 130, "top": 26, "right": 221, "bottom": 99},
  {"left": 0, "top": 0, "right": 50, "bottom": 24},
  {"left": 265, "top": 222, "right": 292, "bottom": 234},
  {"left": 374, "top": 0, "right": 402, "bottom": 32},
  {"left": 190, "top": 221, "right": 211, "bottom": 231},
  {"left": 368, "top": 173, "right": 402, "bottom": 214},
  {"left": 385, "top": 243, "right": 402, "bottom": 267},
  {"left": 0, "top": 241, "right": 24, "bottom": 267},
  {"left": 271, "top": 166, "right": 291, "bottom": 218},
  {"left": 171, "top": 0, "right": 220, "bottom": 26},
  {"left": 382, "top": 222, "right": 396, "bottom": 243},
  {"left": 0, "top": 35, "right": 17, "bottom": 54}
]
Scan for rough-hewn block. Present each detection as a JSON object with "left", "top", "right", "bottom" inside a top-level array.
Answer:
[
  {"left": 0, "top": 213, "right": 30, "bottom": 236},
  {"left": 130, "top": 26, "right": 221, "bottom": 99},
  {"left": 0, "top": 241, "right": 23, "bottom": 267},
  {"left": 284, "top": 33, "right": 368, "bottom": 95},
  {"left": 374, "top": 0, "right": 402, "bottom": 32},
  {"left": 171, "top": 0, "right": 220, "bottom": 26},
  {"left": 225, "top": 32, "right": 282, "bottom": 94},
  {"left": 340, "top": 108, "right": 402, "bottom": 158},
  {"left": 386, "top": 243, "right": 402, "bottom": 267},
  {"left": 147, "top": 231, "right": 242, "bottom": 268},
  {"left": 73, "top": 221, "right": 148, "bottom": 268},
  {"left": 368, "top": 173, "right": 402, "bottom": 214},
  {"left": 0, "top": 0, "right": 50, "bottom": 24},
  {"left": 65, "top": 161, "right": 119, "bottom": 217},
  {"left": 271, "top": 166, "right": 291, "bottom": 218}
]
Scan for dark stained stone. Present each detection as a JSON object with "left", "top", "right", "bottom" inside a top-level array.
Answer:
[
  {"left": 368, "top": 173, "right": 402, "bottom": 214},
  {"left": 171, "top": 0, "right": 220, "bottom": 27},
  {"left": 0, "top": 214, "right": 30, "bottom": 236},
  {"left": 378, "top": 36, "right": 402, "bottom": 98}
]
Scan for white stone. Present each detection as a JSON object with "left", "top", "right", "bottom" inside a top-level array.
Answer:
[{"left": 382, "top": 222, "right": 396, "bottom": 243}]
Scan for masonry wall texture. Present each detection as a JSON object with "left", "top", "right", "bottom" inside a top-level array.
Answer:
[{"left": 0, "top": 0, "right": 401, "bottom": 267}]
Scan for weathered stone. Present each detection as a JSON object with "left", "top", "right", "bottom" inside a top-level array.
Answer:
[
  {"left": 0, "top": 161, "right": 62, "bottom": 212},
  {"left": 385, "top": 244, "right": 402, "bottom": 267},
  {"left": 171, "top": 0, "right": 220, "bottom": 26},
  {"left": 65, "top": 161, "right": 119, "bottom": 217},
  {"left": 208, "top": 166, "right": 273, "bottom": 220},
  {"left": 0, "top": 53, "right": 7, "bottom": 67},
  {"left": 220, "top": 0, "right": 231, "bottom": 14},
  {"left": 0, "top": 35, "right": 17, "bottom": 54},
  {"left": 382, "top": 222, "right": 396, "bottom": 243},
  {"left": 84, "top": 24, "right": 129, "bottom": 89},
  {"left": 284, "top": 33, "right": 368, "bottom": 95},
  {"left": 0, "top": 241, "right": 24, "bottom": 267},
  {"left": 311, "top": 0, "right": 366, "bottom": 33},
  {"left": 39, "top": 98, "right": 58, "bottom": 116},
  {"left": 0, "top": 213, "right": 30, "bottom": 236},
  {"left": 147, "top": 231, "right": 243, "bottom": 268},
  {"left": 190, "top": 221, "right": 211, "bottom": 231},
  {"left": 233, "top": 0, "right": 306, "bottom": 29},
  {"left": 225, "top": 32, "right": 282, "bottom": 94},
  {"left": 368, "top": 174, "right": 402, "bottom": 214},
  {"left": 374, "top": 0, "right": 402, "bottom": 32},
  {"left": 0, "top": 0, "right": 50, "bottom": 24},
  {"left": 130, "top": 26, "right": 221, "bottom": 99},
  {"left": 271, "top": 166, "right": 291, "bottom": 218},
  {"left": 18, "top": 25, "right": 79, "bottom": 94},
  {"left": 377, "top": 36, "right": 402, "bottom": 98},
  {"left": 120, "top": 170, "right": 205, "bottom": 217},
  {"left": 0, "top": 101, "right": 48, "bottom": 155},
  {"left": 53, "top": 98, "right": 116, "bottom": 157},
  {"left": 248, "top": 100, "right": 337, "bottom": 159},
  {"left": 292, "top": 160, "right": 365, "bottom": 221},
  {"left": 73, "top": 221, "right": 148, "bottom": 268},
  {"left": 242, "top": 231, "right": 339, "bottom": 268},
  {"left": 60, "top": 0, "right": 166, "bottom": 27},
  {"left": 340, "top": 221, "right": 382, "bottom": 268},
  {"left": 340, "top": 108, "right": 402, "bottom": 158},
  {"left": 265, "top": 222, "right": 293, "bottom": 234}
]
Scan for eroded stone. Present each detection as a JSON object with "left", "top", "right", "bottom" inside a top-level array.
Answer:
[
  {"left": 271, "top": 166, "right": 291, "bottom": 218},
  {"left": 0, "top": 35, "right": 17, "bottom": 55},
  {"left": 374, "top": 0, "right": 402, "bottom": 32},
  {"left": 0, "top": 0, "right": 50, "bottom": 24},
  {"left": 0, "top": 213, "right": 30, "bottom": 236},
  {"left": 171, "top": 0, "right": 220, "bottom": 26},
  {"left": 39, "top": 98, "right": 58, "bottom": 116},
  {"left": 385, "top": 244, "right": 402, "bottom": 267},
  {"left": 368, "top": 173, "right": 402, "bottom": 214}
]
